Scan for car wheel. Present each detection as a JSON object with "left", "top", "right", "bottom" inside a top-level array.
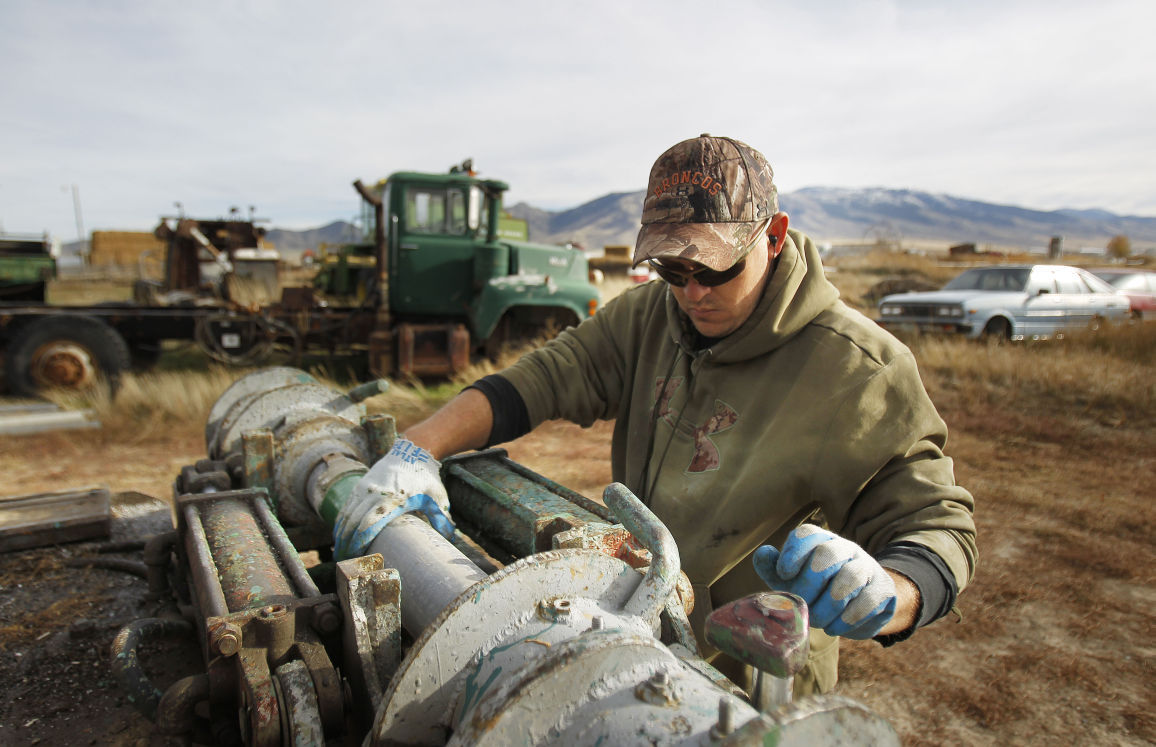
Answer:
[
  {"left": 982, "top": 317, "right": 1011, "bottom": 342},
  {"left": 1088, "top": 315, "right": 1105, "bottom": 333}
]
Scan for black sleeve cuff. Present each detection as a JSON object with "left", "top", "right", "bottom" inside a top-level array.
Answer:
[
  {"left": 872, "top": 542, "right": 959, "bottom": 647},
  {"left": 466, "top": 374, "right": 532, "bottom": 447}
]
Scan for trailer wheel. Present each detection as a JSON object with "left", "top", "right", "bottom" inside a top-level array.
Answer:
[{"left": 4, "top": 315, "right": 131, "bottom": 397}]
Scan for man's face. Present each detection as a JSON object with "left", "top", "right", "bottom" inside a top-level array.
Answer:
[{"left": 662, "top": 237, "right": 772, "bottom": 338}]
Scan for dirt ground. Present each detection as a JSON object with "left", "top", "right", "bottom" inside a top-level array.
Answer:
[{"left": 0, "top": 385, "right": 1153, "bottom": 745}]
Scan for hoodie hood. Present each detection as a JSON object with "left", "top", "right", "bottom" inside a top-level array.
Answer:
[{"left": 664, "top": 228, "right": 840, "bottom": 364}]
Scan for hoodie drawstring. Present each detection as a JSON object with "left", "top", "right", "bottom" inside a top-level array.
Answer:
[{"left": 638, "top": 343, "right": 690, "bottom": 506}]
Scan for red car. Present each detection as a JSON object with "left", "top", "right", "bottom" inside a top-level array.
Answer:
[{"left": 1090, "top": 269, "right": 1156, "bottom": 320}]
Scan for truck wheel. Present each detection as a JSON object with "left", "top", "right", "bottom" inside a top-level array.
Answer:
[{"left": 4, "top": 315, "right": 132, "bottom": 397}]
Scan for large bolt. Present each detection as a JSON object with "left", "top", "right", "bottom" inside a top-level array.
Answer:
[
  {"left": 210, "top": 621, "right": 243, "bottom": 657},
  {"left": 635, "top": 667, "right": 678, "bottom": 706}
]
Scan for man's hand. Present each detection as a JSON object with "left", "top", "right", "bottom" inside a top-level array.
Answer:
[
  {"left": 752, "top": 524, "right": 897, "bottom": 640},
  {"left": 332, "top": 439, "right": 454, "bottom": 560}
]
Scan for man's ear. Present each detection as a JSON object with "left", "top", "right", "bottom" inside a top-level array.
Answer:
[{"left": 768, "top": 212, "right": 789, "bottom": 258}]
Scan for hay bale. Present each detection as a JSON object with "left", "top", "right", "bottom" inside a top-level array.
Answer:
[{"left": 89, "top": 231, "right": 166, "bottom": 272}]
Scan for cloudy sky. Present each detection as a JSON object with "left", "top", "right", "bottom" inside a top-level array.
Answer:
[{"left": 3, "top": 0, "right": 1154, "bottom": 242}]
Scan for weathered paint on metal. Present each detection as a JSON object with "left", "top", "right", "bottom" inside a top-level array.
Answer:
[
  {"left": 552, "top": 522, "right": 697, "bottom": 619},
  {"left": 199, "top": 499, "right": 296, "bottom": 611},
  {"left": 241, "top": 428, "right": 275, "bottom": 497},
  {"left": 603, "top": 483, "right": 680, "bottom": 625},
  {"left": 443, "top": 449, "right": 614, "bottom": 558},
  {"left": 361, "top": 413, "right": 397, "bottom": 463},
  {"left": 248, "top": 495, "right": 322, "bottom": 599},
  {"left": 453, "top": 631, "right": 762, "bottom": 745},
  {"left": 143, "top": 366, "right": 901, "bottom": 746},
  {"left": 371, "top": 549, "right": 643, "bottom": 745},
  {"left": 317, "top": 469, "right": 363, "bottom": 525},
  {"left": 336, "top": 555, "right": 402, "bottom": 720},
  {"left": 273, "top": 414, "right": 370, "bottom": 527},
  {"left": 705, "top": 592, "right": 809, "bottom": 681},
  {"left": 715, "top": 694, "right": 900, "bottom": 745},
  {"left": 203, "top": 367, "right": 371, "bottom": 526},
  {"left": 275, "top": 659, "right": 325, "bottom": 745},
  {"left": 205, "top": 367, "right": 318, "bottom": 457},
  {"left": 180, "top": 504, "right": 230, "bottom": 619},
  {"left": 110, "top": 618, "right": 195, "bottom": 721},
  {"left": 238, "top": 647, "right": 281, "bottom": 746}
]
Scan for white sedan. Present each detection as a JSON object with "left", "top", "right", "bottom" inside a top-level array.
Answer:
[{"left": 877, "top": 264, "right": 1131, "bottom": 340}]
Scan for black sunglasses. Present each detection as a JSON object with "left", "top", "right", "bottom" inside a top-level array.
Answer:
[{"left": 646, "top": 257, "right": 747, "bottom": 288}]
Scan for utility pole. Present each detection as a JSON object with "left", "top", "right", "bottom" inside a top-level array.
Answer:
[{"left": 67, "top": 184, "right": 87, "bottom": 264}]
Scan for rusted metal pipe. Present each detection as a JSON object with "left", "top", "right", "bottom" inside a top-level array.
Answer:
[
  {"left": 197, "top": 500, "right": 296, "bottom": 612},
  {"left": 110, "top": 617, "right": 195, "bottom": 720},
  {"left": 602, "top": 482, "right": 680, "bottom": 624}
]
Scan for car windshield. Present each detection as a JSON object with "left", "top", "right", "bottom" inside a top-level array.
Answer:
[{"left": 943, "top": 268, "right": 1030, "bottom": 292}]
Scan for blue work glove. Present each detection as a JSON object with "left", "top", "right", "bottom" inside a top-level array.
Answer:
[
  {"left": 332, "top": 439, "right": 455, "bottom": 561},
  {"left": 752, "top": 524, "right": 897, "bottom": 640}
]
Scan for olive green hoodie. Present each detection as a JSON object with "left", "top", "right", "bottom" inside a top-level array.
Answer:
[{"left": 500, "top": 229, "right": 976, "bottom": 650}]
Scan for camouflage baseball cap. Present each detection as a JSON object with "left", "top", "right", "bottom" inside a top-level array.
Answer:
[{"left": 633, "top": 134, "right": 778, "bottom": 270}]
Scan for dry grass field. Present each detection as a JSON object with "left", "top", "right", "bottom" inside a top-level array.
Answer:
[{"left": 1, "top": 251, "right": 1153, "bottom": 744}]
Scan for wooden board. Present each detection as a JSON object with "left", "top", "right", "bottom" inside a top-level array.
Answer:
[{"left": 0, "top": 487, "right": 111, "bottom": 552}]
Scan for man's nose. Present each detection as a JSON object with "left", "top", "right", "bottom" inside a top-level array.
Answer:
[{"left": 683, "top": 279, "right": 711, "bottom": 302}]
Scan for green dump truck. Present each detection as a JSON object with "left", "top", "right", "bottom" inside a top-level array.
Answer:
[{"left": 0, "top": 163, "right": 600, "bottom": 396}]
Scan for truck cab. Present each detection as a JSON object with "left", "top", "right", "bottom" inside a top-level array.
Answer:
[
  {"left": 326, "top": 164, "right": 600, "bottom": 376},
  {"left": 0, "top": 233, "right": 58, "bottom": 302}
]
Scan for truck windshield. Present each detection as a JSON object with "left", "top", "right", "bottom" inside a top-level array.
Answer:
[{"left": 944, "top": 268, "right": 1030, "bottom": 292}]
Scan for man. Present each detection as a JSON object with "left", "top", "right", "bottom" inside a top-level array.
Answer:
[{"left": 336, "top": 134, "right": 977, "bottom": 695}]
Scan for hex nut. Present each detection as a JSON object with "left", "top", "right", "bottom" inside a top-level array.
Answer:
[{"left": 312, "top": 603, "right": 342, "bottom": 634}]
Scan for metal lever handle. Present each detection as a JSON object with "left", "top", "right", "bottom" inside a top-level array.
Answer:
[
  {"left": 602, "top": 482, "right": 680, "bottom": 624},
  {"left": 705, "top": 591, "right": 810, "bottom": 710}
]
